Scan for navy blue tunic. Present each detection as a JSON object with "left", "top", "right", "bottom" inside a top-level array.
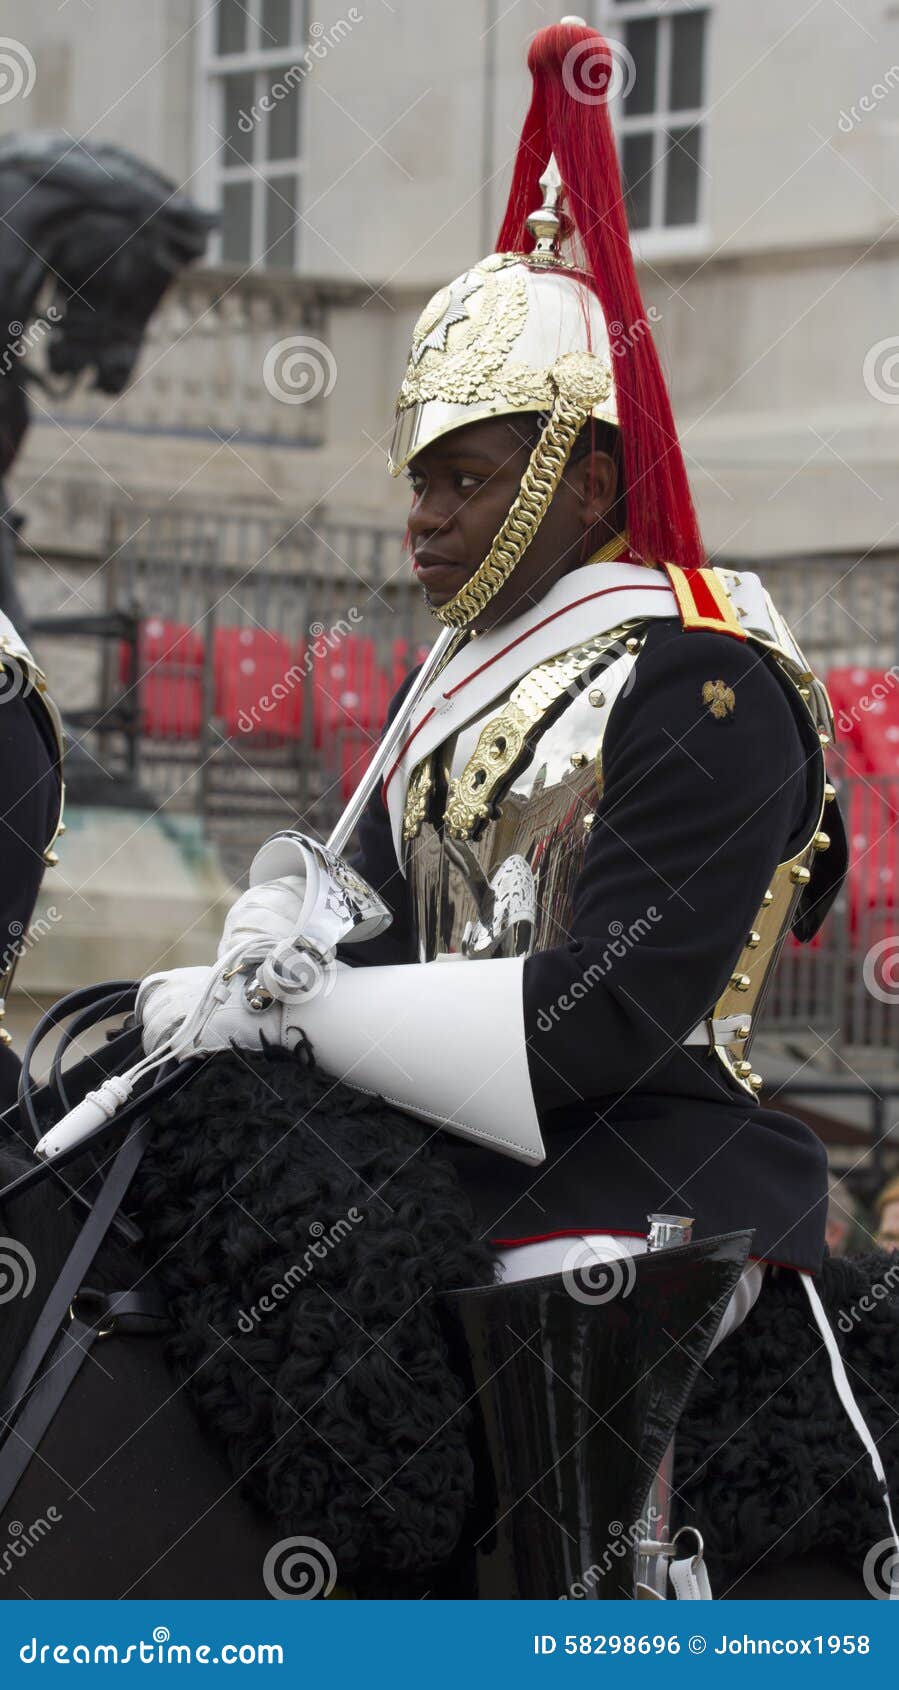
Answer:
[{"left": 345, "top": 617, "right": 839, "bottom": 1274}]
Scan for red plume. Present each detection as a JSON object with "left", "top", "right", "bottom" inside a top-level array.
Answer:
[{"left": 497, "top": 21, "right": 705, "bottom": 573}]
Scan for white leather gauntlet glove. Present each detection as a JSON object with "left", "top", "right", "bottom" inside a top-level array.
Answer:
[
  {"left": 138, "top": 965, "right": 211, "bottom": 1058},
  {"left": 168, "top": 954, "right": 545, "bottom": 1166},
  {"left": 144, "top": 955, "right": 350, "bottom": 1059},
  {"left": 138, "top": 874, "right": 309, "bottom": 1057},
  {"left": 37, "top": 834, "right": 389, "bottom": 1165}
]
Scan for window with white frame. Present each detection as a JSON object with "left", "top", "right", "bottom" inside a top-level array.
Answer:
[
  {"left": 204, "top": 0, "right": 309, "bottom": 271},
  {"left": 600, "top": 1, "right": 710, "bottom": 234}
]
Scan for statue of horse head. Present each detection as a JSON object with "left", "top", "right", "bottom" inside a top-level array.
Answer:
[{"left": 0, "top": 131, "right": 216, "bottom": 474}]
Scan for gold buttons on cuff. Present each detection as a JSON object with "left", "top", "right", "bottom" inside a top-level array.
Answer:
[
  {"left": 823, "top": 783, "right": 836, "bottom": 804},
  {"left": 730, "top": 973, "right": 751, "bottom": 992},
  {"left": 790, "top": 864, "right": 811, "bottom": 885},
  {"left": 43, "top": 849, "right": 59, "bottom": 867},
  {"left": 749, "top": 1072, "right": 763, "bottom": 1091},
  {"left": 570, "top": 751, "right": 588, "bottom": 769},
  {"left": 737, "top": 1022, "right": 751, "bottom": 1039},
  {"left": 746, "top": 929, "right": 761, "bottom": 948},
  {"left": 762, "top": 888, "right": 774, "bottom": 906},
  {"left": 812, "top": 831, "right": 831, "bottom": 852},
  {"left": 625, "top": 637, "right": 641, "bottom": 654},
  {"left": 588, "top": 689, "right": 605, "bottom": 707}
]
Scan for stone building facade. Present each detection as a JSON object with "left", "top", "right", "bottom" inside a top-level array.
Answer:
[{"left": 0, "top": 0, "right": 896, "bottom": 616}]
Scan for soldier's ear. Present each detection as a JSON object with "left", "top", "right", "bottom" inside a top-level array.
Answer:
[{"left": 570, "top": 451, "right": 618, "bottom": 529}]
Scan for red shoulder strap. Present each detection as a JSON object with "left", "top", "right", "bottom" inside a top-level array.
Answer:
[{"left": 662, "top": 563, "right": 746, "bottom": 640}]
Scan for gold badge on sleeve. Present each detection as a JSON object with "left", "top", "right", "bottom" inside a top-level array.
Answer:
[{"left": 702, "top": 679, "right": 736, "bottom": 720}]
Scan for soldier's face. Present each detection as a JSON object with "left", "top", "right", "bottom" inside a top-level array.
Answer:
[{"left": 405, "top": 416, "right": 617, "bottom": 632}]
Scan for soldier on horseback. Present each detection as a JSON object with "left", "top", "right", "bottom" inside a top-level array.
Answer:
[
  {"left": 137, "top": 16, "right": 840, "bottom": 1325},
  {"left": 25, "top": 19, "right": 899, "bottom": 1600}
]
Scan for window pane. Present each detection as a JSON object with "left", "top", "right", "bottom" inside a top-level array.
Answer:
[
  {"left": 261, "top": 0, "right": 294, "bottom": 48},
  {"left": 264, "top": 174, "right": 299, "bottom": 270},
  {"left": 265, "top": 72, "right": 301, "bottom": 160},
  {"left": 670, "top": 11, "right": 706, "bottom": 112},
  {"left": 222, "top": 72, "right": 256, "bottom": 165},
  {"left": 664, "top": 126, "right": 701, "bottom": 226},
  {"left": 623, "top": 19, "right": 657, "bottom": 118},
  {"left": 222, "top": 180, "right": 253, "bottom": 264},
  {"left": 216, "top": 0, "right": 246, "bottom": 56},
  {"left": 621, "top": 131, "right": 654, "bottom": 230}
]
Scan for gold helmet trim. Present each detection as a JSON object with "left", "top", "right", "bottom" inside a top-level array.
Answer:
[
  {"left": 431, "top": 351, "right": 615, "bottom": 628},
  {"left": 392, "top": 159, "right": 621, "bottom": 629}
]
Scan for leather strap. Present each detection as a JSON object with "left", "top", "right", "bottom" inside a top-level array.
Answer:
[
  {"left": 0, "top": 1120, "right": 163, "bottom": 1512},
  {"left": 656, "top": 1526, "right": 714, "bottom": 1600},
  {"left": 668, "top": 1550, "right": 713, "bottom": 1600},
  {"left": 0, "top": 1316, "right": 95, "bottom": 1512},
  {"left": 0, "top": 1288, "right": 168, "bottom": 1514},
  {"left": 71, "top": 1286, "right": 168, "bottom": 1334},
  {"left": 801, "top": 1272, "right": 899, "bottom": 1598},
  {"left": 683, "top": 1013, "right": 751, "bottom": 1048}
]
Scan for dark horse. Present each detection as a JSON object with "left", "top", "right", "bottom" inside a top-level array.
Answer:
[
  {"left": 0, "top": 1035, "right": 499, "bottom": 1600},
  {"left": 0, "top": 132, "right": 214, "bottom": 629},
  {"left": 0, "top": 1029, "right": 896, "bottom": 1600}
]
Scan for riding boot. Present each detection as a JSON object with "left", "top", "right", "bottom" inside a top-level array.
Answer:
[{"left": 439, "top": 1229, "right": 752, "bottom": 1599}]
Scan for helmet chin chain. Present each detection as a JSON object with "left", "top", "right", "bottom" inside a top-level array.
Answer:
[{"left": 430, "top": 352, "right": 613, "bottom": 630}]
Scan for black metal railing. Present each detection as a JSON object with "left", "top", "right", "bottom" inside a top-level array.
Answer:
[{"left": 27, "top": 506, "right": 899, "bottom": 1053}]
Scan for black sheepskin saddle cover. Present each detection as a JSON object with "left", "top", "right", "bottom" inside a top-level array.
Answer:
[
  {"left": 676, "top": 1253, "right": 899, "bottom": 1589},
  {"left": 130, "top": 1045, "right": 497, "bottom": 1583},
  {"left": 43, "top": 1037, "right": 897, "bottom": 1597}
]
